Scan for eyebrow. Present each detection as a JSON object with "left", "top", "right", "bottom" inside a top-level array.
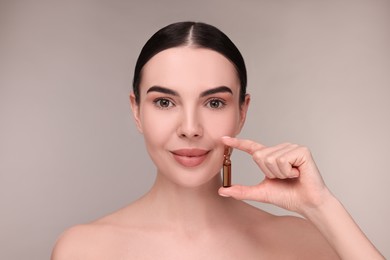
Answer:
[
  {"left": 200, "top": 86, "right": 232, "bottom": 97},
  {"left": 146, "top": 85, "right": 233, "bottom": 97},
  {"left": 146, "top": 86, "right": 179, "bottom": 96}
]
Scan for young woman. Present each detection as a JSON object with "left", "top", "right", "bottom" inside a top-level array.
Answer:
[{"left": 52, "top": 22, "right": 383, "bottom": 259}]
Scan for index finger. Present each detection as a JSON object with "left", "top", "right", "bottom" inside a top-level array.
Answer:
[{"left": 221, "top": 136, "right": 266, "bottom": 155}]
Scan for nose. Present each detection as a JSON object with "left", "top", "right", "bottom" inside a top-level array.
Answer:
[{"left": 176, "top": 108, "right": 203, "bottom": 139}]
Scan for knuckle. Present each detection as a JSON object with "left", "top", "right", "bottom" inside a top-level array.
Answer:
[
  {"left": 249, "top": 142, "right": 259, "bottom": 154},
  {"left": 292, "top": 144, "right": 300, "bottom": 149},
  {"left": 252, "top": 150, "right": 264, "bottom": 161},
  {"left": 276, "top": 156, "right": 287, "bottom": 165},
  {"left": 288, "top": 143, "right": 299, "bottom": 149},
  {"left": 264, "top": 156, "right": 275, "bottom": 166},
  {"left": 299, "top": 145, "right": 311, "bottom": 155}
]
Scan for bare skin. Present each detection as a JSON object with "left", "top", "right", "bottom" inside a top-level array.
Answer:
[
  {"left": 52, "top": 175, "right": 338, "bottom": 260},
  {"left": 52, "top": 47, "right": 383, "bottom": 259}
]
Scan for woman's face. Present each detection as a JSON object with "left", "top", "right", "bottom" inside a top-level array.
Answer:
[{"left": 131, "top": 47, "right": 249, "bottom": 187}]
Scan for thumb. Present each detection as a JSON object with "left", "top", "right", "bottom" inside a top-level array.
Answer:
[{"left": 218, "top": 184, "right": 268, "bottom": 202}]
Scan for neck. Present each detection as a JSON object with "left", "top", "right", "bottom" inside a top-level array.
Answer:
[{"left": 141, "top": 172, "right": 235, "bottom": 230}]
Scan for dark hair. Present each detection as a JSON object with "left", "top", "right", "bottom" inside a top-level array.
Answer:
[{"left": 132, "top": 21, "right": 247, "bottom": 105}]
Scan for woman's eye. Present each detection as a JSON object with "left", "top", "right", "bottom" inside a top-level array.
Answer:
[
  {"left": 206, "top": 99, "right": 226, "bottom": 109},
  {"left": 154, "top": 98, "right": 174, "bottom": 109}
]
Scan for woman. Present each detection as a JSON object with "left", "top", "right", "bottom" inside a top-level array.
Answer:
[{"left": 52, "top": 22, "right": 383, "bottom": 259}]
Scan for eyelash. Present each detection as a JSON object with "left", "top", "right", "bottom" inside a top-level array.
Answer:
[
  {"left": 205, "top": 98, "right": 226, "bottom": 109},
  {"left": 153, "top": 98, "right": 175, "bottom": 110},
  {"left": 152, "top": 97, "right": 227, "bottom": 110}
]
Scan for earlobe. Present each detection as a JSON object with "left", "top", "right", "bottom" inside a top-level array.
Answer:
[{"left": 129, "top": 93, "right": 143, "bottom": 133}]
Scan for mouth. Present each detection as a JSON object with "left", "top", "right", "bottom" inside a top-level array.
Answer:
[{"left": 171, "top": 148, "right": 210, "bottom": 167}]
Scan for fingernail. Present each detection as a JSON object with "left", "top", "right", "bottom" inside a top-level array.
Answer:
[
  {"left": 220, "top": 194, "right": 231, "bottom": 198},
  {"left": 221, "top": 136, "right": 231, "bottom": 139},
  {"left": 219, "top": 192, "right": 231, "bottom": 197}
]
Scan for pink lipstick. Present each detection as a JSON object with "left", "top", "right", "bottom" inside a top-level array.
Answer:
[{"left": 171, "top": 149, "right": 209, "bottom": 167}]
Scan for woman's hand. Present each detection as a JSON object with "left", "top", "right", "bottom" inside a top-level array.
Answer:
[
  {"left": 218, "top": 136, "right": 385, "bottom": 259},
  {"left": 218, "top": 136, "right": 332, "bottom": 215}
]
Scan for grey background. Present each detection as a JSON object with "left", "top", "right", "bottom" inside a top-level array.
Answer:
[{"left": 0, "top": 0, "right": 389, "bottom": 259}]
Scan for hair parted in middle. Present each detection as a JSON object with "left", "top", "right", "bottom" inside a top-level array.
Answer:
[{"left": 132, "top": 21, "right": 247, "bottom": 105}]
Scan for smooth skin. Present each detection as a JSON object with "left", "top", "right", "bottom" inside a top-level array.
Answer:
[
  {"left": 219, "top": 137, "right": 384, "bottom": 259},
  {"left": 51, "top": 47, "right": 383, "bottom": 259}
]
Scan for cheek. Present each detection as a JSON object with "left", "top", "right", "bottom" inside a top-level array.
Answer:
[
  {"left": 141, "top": 109, "right": 176, "bottom": 146},
  {"left": 202, "top": 109, "right": 240, "bottom": 138}
]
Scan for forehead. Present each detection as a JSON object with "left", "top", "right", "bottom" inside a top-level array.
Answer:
[{"left": 140, "top": 47, "right": 240, "bottom": 91}]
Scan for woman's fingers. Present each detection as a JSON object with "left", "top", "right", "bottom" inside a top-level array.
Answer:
[
  {"left": 222, "top": 137, "right": 302, "bottom": 179},
  {"left": 221, "top": 136, "right": 277, "bottom": 179},
  {"left": 221, "top": 136, "right": 265, "bottom": 155},
  {"left": 253, "top": 143, "right": 300, "bottom": 179},
  {"left": 220, "top": 137, "right": 328, "bottom": 212},
  {"left": 218, "top": 184, "right": 267, "bottom": 201},
  {"left": 218, "top": 179, "right": 290, "bottom": 203}
]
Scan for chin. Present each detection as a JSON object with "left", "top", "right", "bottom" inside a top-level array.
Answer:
[{"left": 158, "top": 166, "right": 222, "bottom": 189}]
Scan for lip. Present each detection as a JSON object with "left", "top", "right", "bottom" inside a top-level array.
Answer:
[{"left": 171, "top": 148, "right": 210, "bottom": 167}]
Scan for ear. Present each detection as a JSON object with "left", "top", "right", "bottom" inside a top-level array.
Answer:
[
  {"left": 129, "top": 93, "right": 143, "bottom": 133},
  {"left": 236, "top": 94, "right": 250, "bottom": 134}
]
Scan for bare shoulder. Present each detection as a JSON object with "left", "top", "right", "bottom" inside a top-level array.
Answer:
[
  {"left": 51, "top": 224, "right": 100, "bottom": 260},
  {"left": 257, "top": 212, "right": 340, "bottom": 259},
  {"left": 51, "top": 220, "right": 127, "bottom": 260},
  {"left": 236, "top": 203, "right": 340, "bottom": 259},
  {"left": 51, "top": 207, "right": 142, "bottom": 260}
]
